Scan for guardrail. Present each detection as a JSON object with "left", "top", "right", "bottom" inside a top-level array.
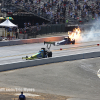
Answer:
[
  {"left": 0, "top": 36, "right": 65, "bottom": 46},
  {"left": 0, "top": 51, "right": 100, "bottom": 72}
]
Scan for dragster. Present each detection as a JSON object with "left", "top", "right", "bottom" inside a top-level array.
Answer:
[
  {"left": 44, "top": 36, "right": 75, "bottom": 46},
  {"left": 44, "top": 27, "right": 81, "bottom": 46},
  {"left": 22, "top": 48, "right": 52, "bottom": 60}
]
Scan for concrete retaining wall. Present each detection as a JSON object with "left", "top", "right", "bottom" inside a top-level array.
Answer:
[
  {"left": 0, "top": 36, "right": 65, "bottom": 46},
  {"left": 0, "top": 51, "right": 100, "bottom": 72}
]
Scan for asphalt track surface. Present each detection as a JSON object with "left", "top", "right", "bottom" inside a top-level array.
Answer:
[
  {"left": 0, "top": 57, "right": 100, "bottom": 100},
  {"left": 1, "top": 40, "right": 100, "bottom": 65},
  {"left": 0, "top": 40, "right": 100, "bottom": 100}
]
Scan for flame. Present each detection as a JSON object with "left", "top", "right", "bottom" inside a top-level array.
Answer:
[{"left": 68, "top": 28, "right": 81, "bottom": 40}]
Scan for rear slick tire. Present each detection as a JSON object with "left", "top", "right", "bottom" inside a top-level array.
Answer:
[
  {"left": 48, "top": 52, "right": 52, "bottom": 57},
  {"left": 72, "top": 40, "right": 75, "bottom": 44}
]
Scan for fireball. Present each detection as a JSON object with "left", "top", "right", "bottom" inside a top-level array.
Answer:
[{"left": 68, "top": 28, "right": 81, "bottom": 40}]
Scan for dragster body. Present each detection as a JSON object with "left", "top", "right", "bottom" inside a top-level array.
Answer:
[
  {"left": 44, "top": 36, "right": 75, "bottom": 46},
  {"left": 22, "top": 48, "right": 52, "bottom": 60}
]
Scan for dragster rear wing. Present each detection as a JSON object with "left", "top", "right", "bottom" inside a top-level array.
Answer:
[{"left": 44, "top": 41, "right": 55, "bottom": 46}]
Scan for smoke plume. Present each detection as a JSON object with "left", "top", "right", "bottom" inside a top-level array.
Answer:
[{"left": 80, "top": 18, "right": 100, "bottom": 42}]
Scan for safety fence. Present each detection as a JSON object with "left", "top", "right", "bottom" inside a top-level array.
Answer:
[
  {"left": 26, "top": 24, "right": 66, "bottom": 38},
  {"left": 38, "top": 24, "right": 66, "bottom": 35},
  {"left": 0, "top": 23, "right": 94, "bottom": 40}
]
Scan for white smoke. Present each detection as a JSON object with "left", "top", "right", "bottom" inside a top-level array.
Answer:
[{"left": 80, "top": 18, "right": 100, "bottom": 42}]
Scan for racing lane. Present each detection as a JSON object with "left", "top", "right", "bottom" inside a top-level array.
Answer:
[
  {"left": 0, "top": 40, "right": 100, "bottom": 100},
  {"left": 0, "top": 40, "right": 100, "bottom": 65}
]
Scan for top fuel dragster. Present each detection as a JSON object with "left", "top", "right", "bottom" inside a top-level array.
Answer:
[
  {"left": 44, "top": 27, "right": 81, "bottom": 46},
  {"left": 22, "top": 45, "right": 52, "bottom": 60},
  {"left": 44, "top": 36, "right": 75, "bottom": 46}
]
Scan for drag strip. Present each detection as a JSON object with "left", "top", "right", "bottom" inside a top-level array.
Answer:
[
  {"left": 0, "top": 44, "right": 98, "bottom": 59},
  {"left": 0, "top": 40, "right": 100, "bottom": 65},
  {"left": 0, "top": 40, "right": 100, "bottom": 100}
]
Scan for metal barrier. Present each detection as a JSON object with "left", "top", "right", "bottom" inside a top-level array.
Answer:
[
  {"left": 19, "top": 23, "right": 95, "bottom": 39},
  {"left": 25, "top": 24, "right": 79, "bottom": 38},
  {"left": 36, "top": 24, "right": 66, "bottom": 35}
]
